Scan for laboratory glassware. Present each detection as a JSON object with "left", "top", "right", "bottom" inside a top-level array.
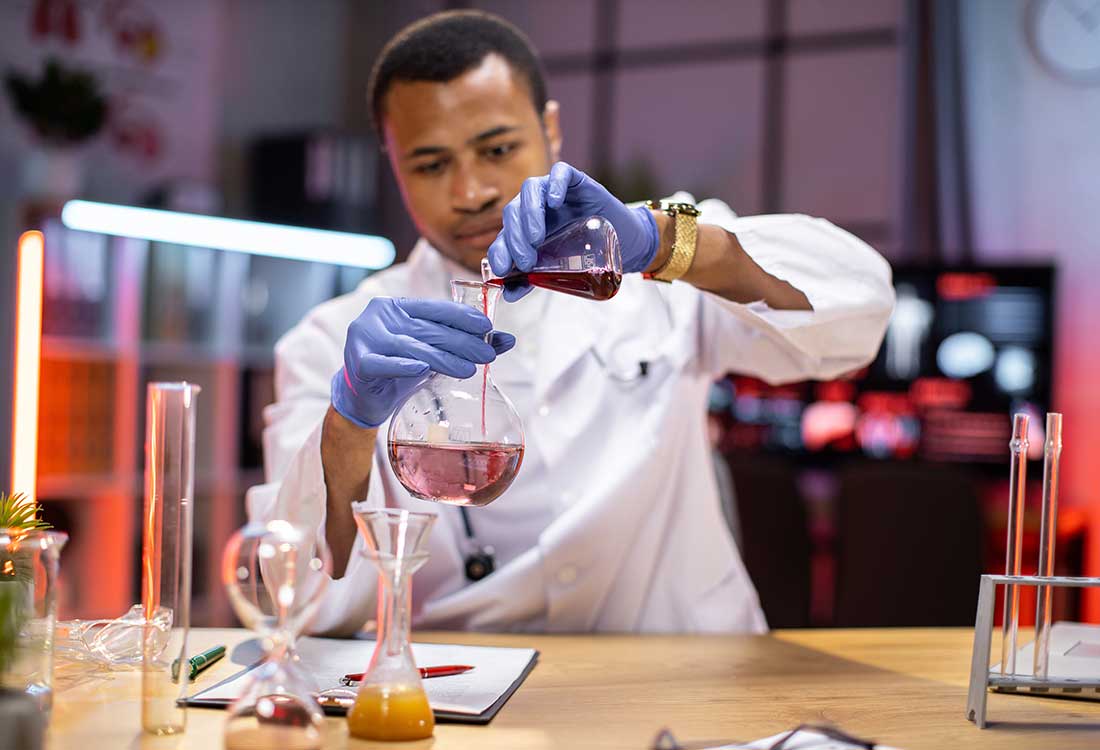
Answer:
[
  {"left": 387, "top": 279, "right": 524, "bottom": 507},
  {"left": 1034, "top": 412, "right": 1063, "bottom": 680},
  {"left": 56, "top": 604, "right": 151, "bottom": 665},
  {"left": 222, "top": 520, "right": 332, "bottom": 750},
  {"left": 0, "top": 528, "right": 68, "bottom": 711},
  {"left": 1000, "top": 413, "right": 1029, "bottom": 675},
  {"left": 141, "top": 381, "right": 199, "bottom": 735},
  {"left": 488, "top": 215, "right": 622, "bottom": 300},
  {"left": 346, "top": 507, "right": 437, "bottom": 741}
]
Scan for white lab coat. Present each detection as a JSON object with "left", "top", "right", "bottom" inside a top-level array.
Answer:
[{"left": 247, "top": 196, "right": 895, "bottom": 636}]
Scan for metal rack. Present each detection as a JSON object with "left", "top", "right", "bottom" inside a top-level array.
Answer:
[{"left": 966, "top": 574, "right": 1100, "bottom": 728}]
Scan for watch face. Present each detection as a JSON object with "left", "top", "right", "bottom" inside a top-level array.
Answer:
[{"left": 1027, "top": 0, "right": 1100, "bottom": 85}]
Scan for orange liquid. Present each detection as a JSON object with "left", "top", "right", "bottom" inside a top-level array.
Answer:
[{"left": 346, "top": 684, "right": 435, "bottom": 741}]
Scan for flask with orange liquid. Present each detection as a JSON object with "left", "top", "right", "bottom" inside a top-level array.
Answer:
[{"left": 347, "top": 508, "right": 438, "bottom": 741}]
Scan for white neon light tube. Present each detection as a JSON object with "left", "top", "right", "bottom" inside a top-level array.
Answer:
[
  {"left": 12, "top": 231, "right": 44, "bottom": 504},
  {"left": 61, "top": 200, "right": 396, "bottom": 269}
]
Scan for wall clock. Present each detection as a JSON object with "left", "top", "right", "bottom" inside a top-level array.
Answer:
[{"left": 1026, "top": 0, "right": 1100, "bottom": 85}]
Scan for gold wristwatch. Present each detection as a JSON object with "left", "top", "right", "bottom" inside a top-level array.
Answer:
[{"left": 644, "top": 200, "right": 700, "bottom": 282}]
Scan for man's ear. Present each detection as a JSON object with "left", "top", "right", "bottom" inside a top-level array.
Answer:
[{"left": 542, "top": 99, "right": 563, "bottom": 163}]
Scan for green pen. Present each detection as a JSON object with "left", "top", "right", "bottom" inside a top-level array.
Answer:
[{"left": 172, "top": 645, "right": 226, "bottom": 682}]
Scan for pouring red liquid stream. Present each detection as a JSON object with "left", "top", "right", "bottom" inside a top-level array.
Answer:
[{"left": 482, "top": 290, "right": 489, "bottom": 437}]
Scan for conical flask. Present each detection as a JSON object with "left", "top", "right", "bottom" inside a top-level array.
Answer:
[
  {"left": 387, "top": 279, "right": 524, "bottom": 507},
  {"left": 492, "top": 215, "right": 622, "bottom": 300},
  {"left": 347, "top": 507, "right": 437, "bottom": 741}
]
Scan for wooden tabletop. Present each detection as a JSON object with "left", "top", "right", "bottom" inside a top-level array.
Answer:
[{"left": 46, "top": 627, "right": 1100, "bottom": 749}]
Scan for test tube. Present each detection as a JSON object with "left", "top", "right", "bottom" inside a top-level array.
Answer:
[
  {"left": 141, "top": 382, "right": 200, "bottom": 734},
  {"left": 1033, "top": 412, "right": 1063, "bottom": 681},
  {"left": 1000, "top": 413, "right": 1029, "bottom": 675}
]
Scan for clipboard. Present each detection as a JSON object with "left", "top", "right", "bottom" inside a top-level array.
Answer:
[{"left": 184, "top": 638, "right": 539, "bottom": 725}]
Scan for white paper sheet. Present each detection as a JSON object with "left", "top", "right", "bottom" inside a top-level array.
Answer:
[
  {"left": 191, "top": 636, "right": 537, "bottom": 716},
  {"left": 710, "top": 729, "right": 900, "bottom": 750}
]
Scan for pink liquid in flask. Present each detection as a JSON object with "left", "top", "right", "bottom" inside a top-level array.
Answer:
[{"left": 389, "top": 440, "right": 524, "bottom": 506}]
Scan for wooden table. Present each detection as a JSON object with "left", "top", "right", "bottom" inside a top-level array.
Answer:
[{"left": 46, "top": 627, "right": 1100, "bottom": 749}]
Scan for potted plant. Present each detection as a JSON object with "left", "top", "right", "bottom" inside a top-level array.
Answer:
[
  {"left": 0, "top": 493, "right": 51, "bottom": 675},
  {"left": 0, "top": 493, "right": 51, "bottom": 750},
  {"left": 4, "top": 57, "right": 108, "bottom": 198}
]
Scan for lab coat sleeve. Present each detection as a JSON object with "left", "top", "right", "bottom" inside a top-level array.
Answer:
[
  {"left": 686, "top": 199, "right": 896, "bottom": 383},
  {"left": 244, "top": 296, "right": 384, "bottom": 637}
]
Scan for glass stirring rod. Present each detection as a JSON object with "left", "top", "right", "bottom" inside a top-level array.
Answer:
[
  {"left": 1034, "top": 412, "right": 1063, "bottom": 681},
  {"left": 1001, "top": 413, "right": 1029, "bottom": 676}
]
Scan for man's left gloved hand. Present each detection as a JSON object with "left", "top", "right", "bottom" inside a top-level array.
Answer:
[{"left": 487, "top": 161, "right": 659, "bottom": 301}]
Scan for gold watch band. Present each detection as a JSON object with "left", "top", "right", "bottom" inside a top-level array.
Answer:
[{"left": 645, "top": 200, "right": 700, "bottom": 283}]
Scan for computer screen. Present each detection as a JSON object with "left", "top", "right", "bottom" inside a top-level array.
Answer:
[{"left": 713, "top": 265, "right": 1055, "bottom": 464}]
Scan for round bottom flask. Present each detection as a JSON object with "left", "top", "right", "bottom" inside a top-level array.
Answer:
[{"left": 387, "top": 279, "right": 524, "bottom": 507}]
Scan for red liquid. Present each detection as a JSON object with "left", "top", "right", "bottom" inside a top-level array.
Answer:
[
  {"left": 389, "top": 440, "right": 524, "bottom": 506},
  {"left": 490, "top": 269, "right": 622, "bottom": 301}
]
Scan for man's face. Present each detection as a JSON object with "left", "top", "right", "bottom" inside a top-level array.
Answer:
[{"left": 381, "top": 53, "right": 562, "bottom": 271}]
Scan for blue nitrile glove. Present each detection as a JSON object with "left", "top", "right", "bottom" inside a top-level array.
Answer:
[
  {"left": 331, "top": 297, "right": 516, "bottom": 429},
  {"left": 487, "top": 161, "right": 660, "bottom": 301}
]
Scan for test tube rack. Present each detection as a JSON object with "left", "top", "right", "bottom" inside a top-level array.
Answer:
[{"left": 966, "top": 574, "right": 1100, "bottom": 728}]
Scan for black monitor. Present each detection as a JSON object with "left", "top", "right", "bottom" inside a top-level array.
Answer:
[{"left": 713, "top": 265, "right": 1056, "bottom": 464}]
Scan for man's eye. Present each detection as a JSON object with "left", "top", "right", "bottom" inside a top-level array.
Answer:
[
  {"left": 484, "top": 142, "right": 518, "bottom": 160},
  {"left": 414, "top": 160, "right": 446, "bottom": 175}
]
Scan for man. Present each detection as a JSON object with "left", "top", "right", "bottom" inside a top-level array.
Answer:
[{"left": 248, "top": 10, "right": 895, "bottom": 635}]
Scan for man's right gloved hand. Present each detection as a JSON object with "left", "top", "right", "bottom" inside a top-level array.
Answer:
[{"left": 331, "top": 297, "right": 516, "bottom": 429}]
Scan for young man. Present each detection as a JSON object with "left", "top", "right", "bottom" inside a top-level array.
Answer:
[{"left": 248, "top": 11, "right": 895, "bottom": 635}]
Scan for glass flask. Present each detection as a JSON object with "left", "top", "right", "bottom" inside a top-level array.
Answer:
[
  {"left": 221, "top": 521, "right": 332, "bottom": 750},
  {"left": 0, "top": 528, "right": 68, "bottom": 712},
  {"left": 387, "top": 279, "right": 524, "bottom": 507},
  {"left": 490, "top": 215, "right": 622, "bottom": 300},
  {"left": 346, "top": 507, "right": 437, "bottom": 742}
]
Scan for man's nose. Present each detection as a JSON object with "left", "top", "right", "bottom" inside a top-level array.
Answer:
[{"left": 451, "top": 163, "right": 499, "bottom": 214}]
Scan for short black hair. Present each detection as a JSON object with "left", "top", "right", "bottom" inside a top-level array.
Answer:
[{"left": 368, "top": 10, "right": 547, "bottom": 134}]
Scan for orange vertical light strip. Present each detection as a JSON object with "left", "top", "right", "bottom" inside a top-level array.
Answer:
[{"left": 11, "top": 231, "right": 45, "bottom": 506}]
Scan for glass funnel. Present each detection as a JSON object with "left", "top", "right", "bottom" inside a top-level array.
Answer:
[
  {"left": 221, "top": 521, "right": 331, "bottom": 750},
  {"left": 491, "top": 215, "right": 622, "bottom": 300},
  {"left": 387, "top": 279, "right": 524, "bottom": 507},
  {"left": 346, "top": 507, "right": 437, "bottom": 741}
]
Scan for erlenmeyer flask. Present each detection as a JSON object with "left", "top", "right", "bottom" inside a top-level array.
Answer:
[
  {"left": 492, "top": 215, "right": 622, "bottom": 300},
  {"left": 347, "top": 507, "right": 437, "bottom": 741},
  {"left": 221, "top": 521, "right": 331, "bottom": 750},
  {"left": 387, "top": 279, "right": 524, "bottom": 507}
]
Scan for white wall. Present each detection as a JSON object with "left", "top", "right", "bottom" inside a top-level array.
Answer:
[
  {"left": 0, "top": 0, "right": 223, "bottom": 203},
  {"left": 217, "top": 0, "right": 354, "bottom": 214},
  {"left": 961, "top": 0, "right": 1100, "bottom": 614}
]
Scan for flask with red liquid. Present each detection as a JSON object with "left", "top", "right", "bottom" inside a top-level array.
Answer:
[
  {"left": 387, "top": 278, "right": 524, "bottom": 507},
  {"left": 490, "top": 215, "right": 622, "bottom": 301}
]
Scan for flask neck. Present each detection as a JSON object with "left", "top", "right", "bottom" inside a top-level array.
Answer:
[
  {"left": 450, "top": 280, "right": 501, "bottom": 333},
  {"left": 364, "top": 561, "right": 421, "bottom": 684}
]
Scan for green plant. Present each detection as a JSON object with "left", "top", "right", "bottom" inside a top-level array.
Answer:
[
  {"left": 0, "top": 583, "right": 23, "bottom": 678},
  {"left": 4, "top": 57, "right": 108, "bottom": 146},
  {"left": 0, "top": 493, "right": 51, "bottom": 534},
  {"left": 0, "top": 494, "right": 51, "bottom": 677}
]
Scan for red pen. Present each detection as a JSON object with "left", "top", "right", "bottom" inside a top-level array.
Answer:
[{"left": 341, "top": 665, "right": 474, "bottom": 683}]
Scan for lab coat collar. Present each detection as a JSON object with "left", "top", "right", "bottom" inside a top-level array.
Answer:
[{"left": 402, "top": 239, "right": 612, "bottom": 402}]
